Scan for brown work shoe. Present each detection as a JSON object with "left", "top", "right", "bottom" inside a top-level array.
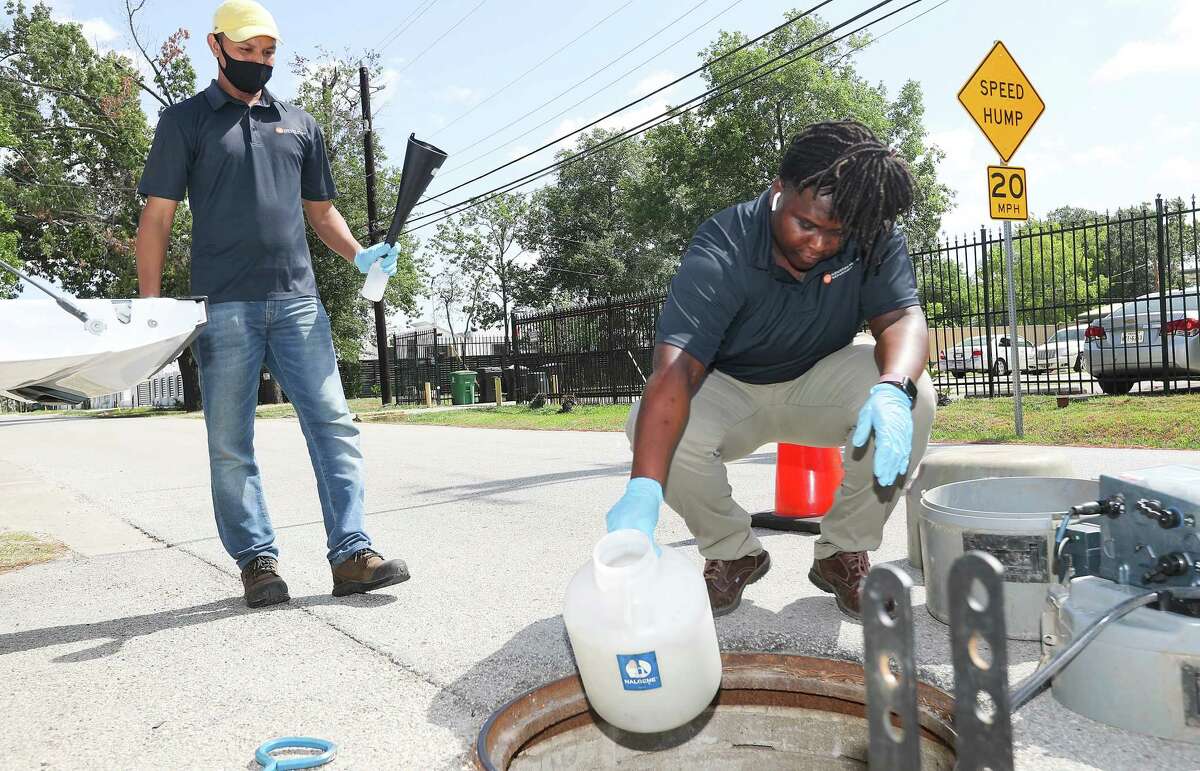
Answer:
[
  {"left": 809, "top": 551, "right": 872, "bottom": 620},
  {"left": 703, "top": 550, "right": 771, "bottom": 617},
  {"left": 331, "top": 547, "right": 410, "bottom": 597},
  {"left": 241, "top": 555, "right": 290, "bottom": 608}
]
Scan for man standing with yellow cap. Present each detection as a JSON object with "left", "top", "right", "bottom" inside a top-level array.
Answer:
[{"left": 134, "top": 0, "right": 408, "bottom": 608}]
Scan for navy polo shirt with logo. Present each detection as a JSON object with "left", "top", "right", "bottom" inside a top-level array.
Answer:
[
  {"left": 137, "top": 81, "right": 338, "bottom": 303},
  {"left": 656, "top": 189, "right": 920, "bottom": 385}
]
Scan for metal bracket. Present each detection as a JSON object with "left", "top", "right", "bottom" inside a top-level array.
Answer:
[
  {"left": 113, "top": 299, "right": 132, "bottom": 324},
  {"left": 1183, "top": 663, "right": 1200, "bottom": 728},
  {"left": 863, "top": 563, "right": 920, "bottom": 771},
  {"left": 949, "top": 551, "right": 1014, "bottom": 771}
]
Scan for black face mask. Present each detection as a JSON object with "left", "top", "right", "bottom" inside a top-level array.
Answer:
[{"left": 218, "top": 37, "right": 272, "bottom": 94}]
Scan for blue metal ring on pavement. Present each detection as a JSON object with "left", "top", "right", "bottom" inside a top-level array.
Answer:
[{"left": 255, "top": 737, "right": 337, "bottom": 770}]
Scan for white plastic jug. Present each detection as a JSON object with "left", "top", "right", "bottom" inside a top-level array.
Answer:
[
  {"left": 359, "top": 259, "right": 388, "bottom": 302},
  {"left": 563, "top": 529, "right": 722, "bottom": 733}
]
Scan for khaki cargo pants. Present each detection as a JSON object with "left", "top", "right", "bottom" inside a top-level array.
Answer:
[{"left": 626, "top": 336, "right": 936, "bottom": 561}]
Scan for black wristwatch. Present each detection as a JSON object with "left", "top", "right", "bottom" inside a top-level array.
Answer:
[{"left": 879, "top": 374, "right": 918, "bottom": 408}]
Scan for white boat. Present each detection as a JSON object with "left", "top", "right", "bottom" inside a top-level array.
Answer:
[{"left": 0, "top": 261, "right": 207, "bottom": 405}]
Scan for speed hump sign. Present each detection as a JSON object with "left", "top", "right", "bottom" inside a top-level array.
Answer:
[{"left": 988, "top": 165, "right": 1027, "bottom": 220}]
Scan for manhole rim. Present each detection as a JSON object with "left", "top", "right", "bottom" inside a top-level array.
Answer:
[{"left": 473, "top": 651, "right": 957, "bottom": 770}]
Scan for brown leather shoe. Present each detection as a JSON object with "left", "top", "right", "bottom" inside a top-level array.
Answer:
[
  {"left": 241, "top": 555, "right": 289, "bottom": 608},
  {"left": 809, "top": 551, "right": 872, "bottom": 620},
  {"left": 331, "top": 547, "right": 410, "bottom": 597},
  {"left": 703, "top": 550, "right": 771, "bottom": 617}
]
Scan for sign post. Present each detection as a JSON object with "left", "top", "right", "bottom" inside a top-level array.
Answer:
[{"left": 959, "top": 41, "right": 1044, "bottom": 437}]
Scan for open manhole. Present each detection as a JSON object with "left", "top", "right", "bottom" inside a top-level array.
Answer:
[{"left": 475, "top": 652, "right": 956, "bottom": 770}]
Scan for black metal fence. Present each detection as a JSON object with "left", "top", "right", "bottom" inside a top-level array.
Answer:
[
  {"left": 918, "top": 195, "right": 1199, "bottom": 397},
  {"left": 511, "top": 294, "right": 664, "bottom": 404},
  {"left": 356, "top": 195, "right": 1198, "bottom": 405},
  {"left": 504, "top": 195, "right": 1198, "bottom": 402},
  {"left": 341, "top": 327, "right": 515, "bottom": 405}
]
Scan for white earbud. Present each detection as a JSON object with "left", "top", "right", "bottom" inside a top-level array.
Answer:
[{"left": 771, "top": 191, "right": 782, "bottom": 212}]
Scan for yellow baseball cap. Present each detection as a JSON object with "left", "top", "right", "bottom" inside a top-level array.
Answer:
[{"left": 212, "top": 0, "right": 281, "bottom": 43}]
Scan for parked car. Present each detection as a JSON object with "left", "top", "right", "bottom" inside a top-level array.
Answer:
[
  {"left": 1032, "top": 324, "right": 1089, "bottom": 373},
  {"left": 1084, "top": 291, "right": 1200, "bottom": 395},
  {"left": 942, "top": 335, "right": 1034, "bottom": 378}
]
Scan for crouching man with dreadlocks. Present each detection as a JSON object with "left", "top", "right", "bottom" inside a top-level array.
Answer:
[{"left": 606, "top": 121, "right": 935, "bottom": 620}]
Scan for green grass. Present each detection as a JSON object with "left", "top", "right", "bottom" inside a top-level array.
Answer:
[
  {"left": 359, "top": 394, "right": 1200, "bottom": 449},
  {"left": 0, "top": 531, "right": 68, "bottom": 574},
  {"left": 363, "top": 403, "right": 633, "bottom": 431},
  {"left": 92, "top": 405, "right": 189, "bottom": 419},
  {"left": 931, "top": 394, "right": 1200, "bottom": 449},
  {"left": 19, "top": 392, "right": 1200, "bottom": 449},
  {"left": 255, "top": 397, "right": 419, "bottom": 419}
]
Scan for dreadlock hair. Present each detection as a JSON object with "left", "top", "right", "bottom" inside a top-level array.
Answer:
[{"left": 778, "top": 120, "right": 914, "bottom": 272}]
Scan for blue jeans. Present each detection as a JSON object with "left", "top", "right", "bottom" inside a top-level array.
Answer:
[{"left": 192, "top": 297, "right": 371, "bottom": 569}]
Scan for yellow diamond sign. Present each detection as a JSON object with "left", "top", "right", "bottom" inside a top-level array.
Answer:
[{"left": 958, "top": 41, "right": 1045, "bottom": 163}]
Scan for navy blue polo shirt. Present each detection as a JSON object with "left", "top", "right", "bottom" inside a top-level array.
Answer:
[
  {"left": 137, "top": 81, "right": 338, "bottom": 303},
  {"left": 656, "top": 189, "right": 919, "bottom": 384}
]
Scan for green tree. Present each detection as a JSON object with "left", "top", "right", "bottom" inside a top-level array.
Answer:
[
  {"left": 431, "top": 263, "right": 485, "bottom": 369},
  {"left": 0, "top": 1, "right": 150, "bottom": 297},
  {"left": 627, "top": 11, "right": 951, "bottom": 261},
  {"left": 913, "top": 253, "right": 977, "bottom": 325},
  {"left": 0, "top": 105, "right": 17, "bottom": 295},
  {"left": 1094, "top": 197, "right": 1197, "bottom": 301},
  {"left": 288, "top": 50, "right": 422, "bottom": 363},
  {"left": 430, "top": 192, "right": 535, "bottom": 351},
  {"left": 980, "top": 218, "right": 1110, "bottom": 326},
  {"left": 525, "top": 129, "right": 673, "bottom": 302}
]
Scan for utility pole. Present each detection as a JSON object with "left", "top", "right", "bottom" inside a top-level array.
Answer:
[{"left": 359, "top": 64, "right": 392, "bottom": 405}]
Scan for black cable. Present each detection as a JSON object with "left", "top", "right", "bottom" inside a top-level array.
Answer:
[
  {"left": 374, "top": 0, "right": 440, "bottom": 54},
  {"left": 1008, "top": 588, "right": 1200, "bottom": 712},
  {"left": 437, "top": 0, "right": 638, "bottom": 134},
  {"left": 437, "top": 0, "right": 729, "bottom": 176},
  {"left": 374, "top": 0, "right": 491, "bottom": 119},
  {"left": 827, "top": 0, "right": 951, "bottom": 66},
  {"left": 405, "top": 0, "right": 914, "bottom": 233},
  {"left": 414, "top": 0, "right": 839, "bottom": 206},
  {"left": 394, "top": 0, "right": 489, "bottom": 79}
]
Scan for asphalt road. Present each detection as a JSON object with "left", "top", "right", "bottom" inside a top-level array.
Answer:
[{"left": 1, "top": 412, "right": 1198, "bottom": 769}]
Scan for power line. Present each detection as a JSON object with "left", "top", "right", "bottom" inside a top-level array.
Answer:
[
  {"left": 374, "top": 0, "right": 491, "bottom": 119},
  {"left": 828, "top": 0, "right": 952, "bottom": 66},
  {"left": 437, "top": 0, "right": 638, "bottom": 134},
  {"left": 374, "top": 0, "right": 492, "bottom": 120},
  {"left": 396, "top": 0, "right": 489, "bottom": 78},
  {"left": 405, "top": 0, "right": 923, "bottom": 235},
  {"left": 435, "top": 0, "right": 738, "bottom": 181},
  {"left": 374, "top": 0, "right": 440, "bottom": 54},
  {"left": 415, "top": 0, "right": 837, "bottom": 207},
  {"left": 406, "top": 0, "right": 895, "bottom": 227}
]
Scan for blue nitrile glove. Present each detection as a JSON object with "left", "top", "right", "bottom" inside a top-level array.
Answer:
[
  {"left": 851, "top": 383, "right": 914, "bottom": 487},
  {"left": 606, "top": 477, "right": 663, "bottom": 554},
  {"left": 353, "top": 242, "right": 399, "bottom": 276}
]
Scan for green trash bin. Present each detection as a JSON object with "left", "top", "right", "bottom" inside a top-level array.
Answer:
[{"left": 450, "top": 371, "right": 477, "bottom": 405}]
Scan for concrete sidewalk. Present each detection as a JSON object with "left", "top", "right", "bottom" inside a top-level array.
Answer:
[{"left": 1, "top": 412, "right": 1198, "bottom": 769}]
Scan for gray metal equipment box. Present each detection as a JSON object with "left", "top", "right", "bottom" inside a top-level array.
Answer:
[{"left": 1097, "top": 465, "right": 1200, "bottom": 591}]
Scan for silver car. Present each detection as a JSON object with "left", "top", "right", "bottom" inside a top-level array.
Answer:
[
  {"left": 943, "top": 334, "right": 1034, "bottom": 378},
  {"left": 1032, "top": 324, "right": 1089, "bottom": 373},
  {"left": 1084, "top": 291, "right": 1200, "bottom": 394}
]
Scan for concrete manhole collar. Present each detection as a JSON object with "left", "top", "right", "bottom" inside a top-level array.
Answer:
[{"left": 474, "top": 652, "right": 957, "bottom": 770}]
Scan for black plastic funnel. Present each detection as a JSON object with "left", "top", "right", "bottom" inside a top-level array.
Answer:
[{"left": 384, "top": 133, "right": 449, "bottom": 246}]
